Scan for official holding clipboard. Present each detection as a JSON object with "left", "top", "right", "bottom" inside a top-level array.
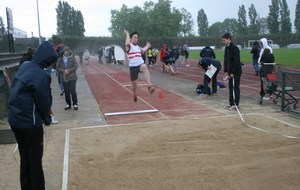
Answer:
[{"left": 198, "top": 58, "right": 222, "bottom": 96}]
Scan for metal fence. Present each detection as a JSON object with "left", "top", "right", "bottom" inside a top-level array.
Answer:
[
  {"left": 0, "top": 70, "right": 9, "bottom": 120},
  {"left": 279, "top": 70, "right": 300, "bottom": 115},
  {"left": 0, "top": 64, "right": 19, "bottom": 120}
]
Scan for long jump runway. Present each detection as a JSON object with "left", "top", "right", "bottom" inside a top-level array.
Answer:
[{"left": 81, "top": 62, "right": 221, "bottom": 124}]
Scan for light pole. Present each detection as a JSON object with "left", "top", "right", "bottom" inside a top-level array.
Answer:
[{"left": 36, "top": 0, "right": 42, "bottom": 44}]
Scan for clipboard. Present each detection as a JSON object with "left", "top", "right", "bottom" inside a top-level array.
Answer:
[{"left": 205, "top": 65, "right": 217, "bottom": 78}]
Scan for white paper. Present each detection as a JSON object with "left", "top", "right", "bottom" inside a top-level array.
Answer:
[{"left": 205, "top": 65, "right": 217, "bottom": 78}]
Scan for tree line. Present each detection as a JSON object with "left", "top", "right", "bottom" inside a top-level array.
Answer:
[{"left": 1, "top": 0, "right": 300, "bottom": 53}]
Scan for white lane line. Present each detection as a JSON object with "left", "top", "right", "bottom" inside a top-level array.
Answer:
[
  {"left": 104, "top": 109, "right": 159, "bottom": 116},
  {"left": 61, "top": 129, "right": 70, "bottom": 190}
]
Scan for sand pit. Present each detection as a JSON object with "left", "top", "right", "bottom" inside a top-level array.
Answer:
[{"left": 65, "top": 115, "right": 300, "bottom": 190}]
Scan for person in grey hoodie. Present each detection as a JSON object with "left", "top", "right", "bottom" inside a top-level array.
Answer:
[{"left": 8, "top": 41, "right": 58, "bottom": 190}]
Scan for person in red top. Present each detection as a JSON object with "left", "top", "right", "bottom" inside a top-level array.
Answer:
[{"left": 160, "top": 44, "right": 175, "bottom": 75}]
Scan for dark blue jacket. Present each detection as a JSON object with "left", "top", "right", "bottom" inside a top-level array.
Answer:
[
  {"left": 8, "top": 41, "right": 58, "bottom": 128},
  {"left": 199, "top": 58, "right": 221, "bottom": 71},
  {"left": 200, "top": 46, "right": 216, "bottom": 59}
]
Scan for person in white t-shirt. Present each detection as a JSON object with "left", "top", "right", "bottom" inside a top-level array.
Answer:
[
  {"left": 83, "top": 49, "right": 90, "bottom": 65},
  {"left": 124, "top": 29, "right": 155, "bottom": 102}
]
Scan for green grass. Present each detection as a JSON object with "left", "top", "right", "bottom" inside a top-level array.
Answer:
[{"left": 190, "top": 48, "right": 300, "bottom": 68}]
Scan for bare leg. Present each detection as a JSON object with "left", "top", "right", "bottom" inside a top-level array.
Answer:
[
  {"left": 132, "top": 80, "right": 137, "bottom": 102},
  {"left": 169, "top": 65, "right": 175, "bottom": 75},
  {"left": 140, "top": 64, "right": 152, "bottom": 87},
  {"left": 140, "top": 64, "right": 155, "bottom": 94}
]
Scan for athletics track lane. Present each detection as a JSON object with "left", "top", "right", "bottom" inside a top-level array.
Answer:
[{"left": 81, "top": 61, "right": 221, "bottom": 124}]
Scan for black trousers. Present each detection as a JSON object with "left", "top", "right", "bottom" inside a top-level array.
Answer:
[
  {"left": 228, "top": 75, "right": 241, "bottom": 106},
  {"left": 11, "top": 126, "right": 45, "bottom": 190},
  {"left": 203, "top": 67, "right": 220, "bottom": 95},
  {"left": 63, "top": 80, "right": 78, "bottom": 106}
]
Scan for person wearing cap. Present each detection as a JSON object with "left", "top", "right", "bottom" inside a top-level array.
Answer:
[{"left": 56, "top": 46, "right": 79, "bottom": 110}]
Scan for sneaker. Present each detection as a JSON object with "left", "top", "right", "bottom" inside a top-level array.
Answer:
[
  {"left": 148, "top": 86, "right": 155, "bottom": 94},
  {"left": 60, "top": 90, "right": 64, "bottom": 96},
  {"left": 51, "top": 115, "right": 59, "bottom": 124},
  {"left": 73, "top": 104, "right": 78, "bottom": 110},
  {"left": 228, "top": 105, "right": 236, "bottom": 110},
  {"left": 65, "top": 104, "right": 71, "bottom": 110},
  {"left": 133, "top": 95, "right": 137, "bottom": 102},
  {"left": 262, "top": 97, "right": 270, "bottom": 100},
  {"left": 224, "top": 105, "right": 232, "bottom": 109},
  {"left": 186, "top": 64, "right": 189, "bottom": 67}
]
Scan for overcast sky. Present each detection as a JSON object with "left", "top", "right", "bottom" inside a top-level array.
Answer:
[{"left": 0, "top": 0, "right": 297, "bottom": 38}]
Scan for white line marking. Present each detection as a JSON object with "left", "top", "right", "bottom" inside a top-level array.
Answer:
[
  {"left": 265, "top": 115, "right": 300, "bottom": 129},
  {"left": 61, "top": 129, "right": 70, "bottom": 190},
  {"left": 104, "top": 109, "right": 159, "bottom": 116}
]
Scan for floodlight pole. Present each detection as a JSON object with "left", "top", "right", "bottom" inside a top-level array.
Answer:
[{"left": 36, "top": 0, "right": 42, "bottom": 44}]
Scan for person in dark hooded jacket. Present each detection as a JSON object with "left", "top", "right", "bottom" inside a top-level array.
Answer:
[
  {"left": 198, "top": 58, "right": 221, "bottom": 96},
  {"left": 8, "top": 41, "right": 58, "bottom": 190}
]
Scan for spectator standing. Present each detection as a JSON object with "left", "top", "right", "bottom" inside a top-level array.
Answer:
[
  {"left": 146, "top": 47, "right": 154, "bottom": 66},
  {"left": 78, "top": 50, "right": 83, "bottom": 64},
  {"left": 97, "top": 47, "right": 103, "bottom": 64},
  {"left": 171, "top": 45, "right": 180, "bottom": 71},
  {"left": 178, "top": 46, "right": 185, "bottom": 64},
  {"left": 250, "top": 41, "right": 261, "bottom": 76},
  {"left": 56, "top": 46, "right": 79, "bottom": 110},
  {"left": 152, "top": 48, "right": 159, "bottom": 64},
  {"left": 200, "top": 45, "right": 216, "bottom": 59},
  {"left": 19, "top": 47, "right": 35, "bottom": 66},
  {"left": 83, "top": 49, "right": 90, "bottom": 65},
  {"left": 124, "top": 29, "right": 155, "bottom": 102},
  {"left": 183, "top": 42, "right": 190, "bottom": 66},
  {"left": 8, "top": 41, "right": 58, "bottom": 190},
  {"left": 222, "top": 33, "right": 242, "bottom": 110},
  {"left": 258, "top": 37, "right": 273, "bottom": 64}
]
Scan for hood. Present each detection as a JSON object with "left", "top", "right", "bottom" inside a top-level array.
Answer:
[
  {"left": 62, "top": 45, "right": 73, "bottom": 58},
  {"left": 260, "top": 38, "right": 269, "bottom": 49},
  {"left": 31, "top": 41, "right": 58, "bottom": 69}
]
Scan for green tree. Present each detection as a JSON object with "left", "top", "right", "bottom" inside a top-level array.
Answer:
[
  {"left": 295, "top": 0, "right": 300, "bottom": 33},
  {"left": 223, "top": 18, "right": 239, "bottom": 36},
  {"left": 146, "top": 0, "right": 181, "bottom": 38},
  {"left": 248, "top": 4, "right": 259, "bottom": 34},
  {"left": 237, "top": 5, "right": 248, "bottom": 35},
  {"left": 56, "top": 1, "right": 85, "bottom": 36},
  {"left": 0, "top": 16, "right": 6, "bottom": 40},
  {"left": 109, "top": 0, "right": 186, "bottom": 39},
  {"left": 257, "top": 17, "right": 269, "bottom": 34},
  {"left": 279, "top": 0, "right": 292, "bottom": 33},
  {"left": 110, "top": 5, "right": 148, "bottom": 38},
  {"left": 197, "top": 9, "right": 209, "bottom": 37},
  {"left": 207, "top": 22, "right": 224, "bottom": 37},
  {"left": 180, "top": 8, "right": 194, "bottom": 36},
  {"left": 267, "top": 0, "right": 280, "bottom": 34}
]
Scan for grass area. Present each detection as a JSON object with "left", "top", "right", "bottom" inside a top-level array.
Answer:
[{"left": 190, "top": 48, "right": 300, "bottom": 68}]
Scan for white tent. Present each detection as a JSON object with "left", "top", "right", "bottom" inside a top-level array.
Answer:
[{"left": 112, "top": 45, "right": 125, "bottom": 64}]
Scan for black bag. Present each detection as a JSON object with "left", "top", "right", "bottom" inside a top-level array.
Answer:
[{"left": 196, "top": 84, "right": 211, "bottom": 95}]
